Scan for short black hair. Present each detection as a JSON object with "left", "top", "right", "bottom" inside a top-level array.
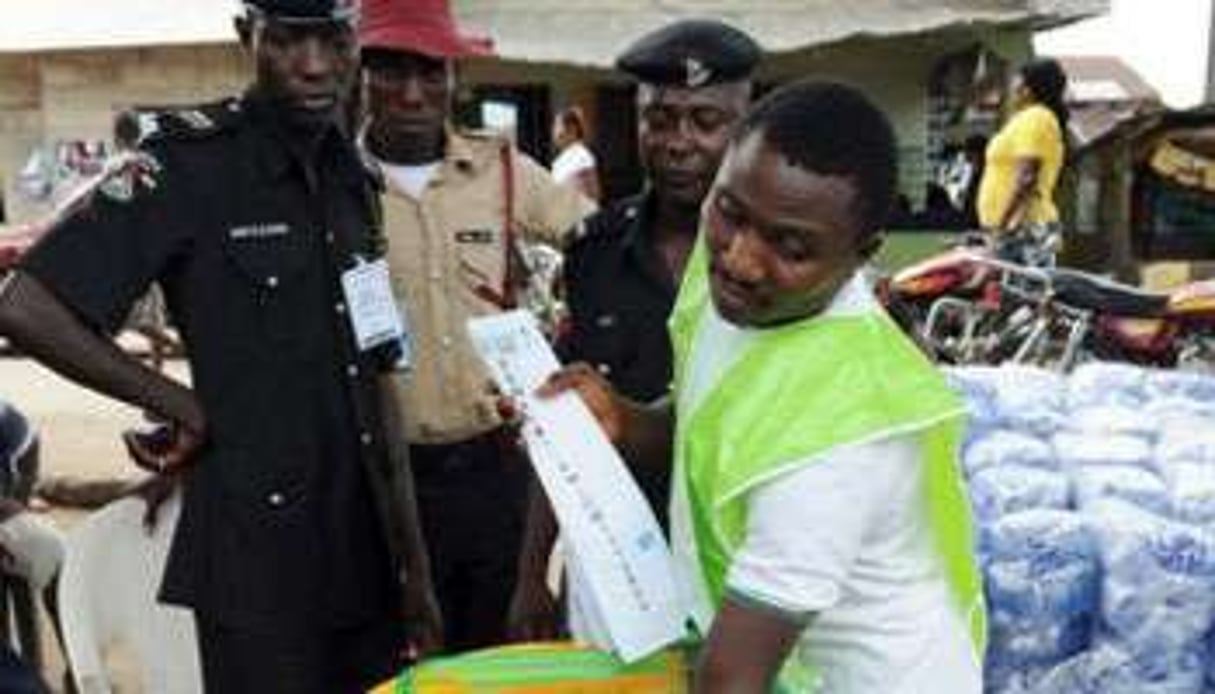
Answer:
[
  {"left": 1019, "top": 57, "right": 1070, "bottom": 130},
  {"left": 731, "top": 79, "right": 897, "bottom": 238}
]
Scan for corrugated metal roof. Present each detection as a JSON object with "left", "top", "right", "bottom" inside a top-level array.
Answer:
[
  {"left": 4, "top": 0, "right": 1107, "bottom": 58},
  {"left": 1059, "top": 55, "right": 1160, "bottom": 103},
  {"left": 458, "top": 0, "right": 1109, "bottom": 66}
]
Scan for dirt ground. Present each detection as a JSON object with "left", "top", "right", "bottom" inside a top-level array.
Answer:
[{"left": 3, "top": 346, "right": 189, "bottom": 692}]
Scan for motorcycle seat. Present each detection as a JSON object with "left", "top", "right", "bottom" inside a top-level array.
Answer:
[{"left": 1049, "top": 269, "right": 1170, "bottom": 316}]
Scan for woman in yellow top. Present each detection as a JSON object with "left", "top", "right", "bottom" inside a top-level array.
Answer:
[{"left": 976, "top": 58, "right": 1069, "bottom": 240}]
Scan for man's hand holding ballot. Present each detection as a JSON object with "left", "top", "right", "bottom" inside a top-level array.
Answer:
[{"left": 536, "top": 364, "right": 674, "bottom": 474}]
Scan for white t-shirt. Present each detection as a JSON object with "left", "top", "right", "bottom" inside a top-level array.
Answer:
[
  {"left": 550, "top": 142, "right": 595, "bottom": 184},
  {"left": 379, "top": 160, "right": 441, "bottom": 200},
  {"left": 679, "top": 273, "right": 981, "bottom": 694}
]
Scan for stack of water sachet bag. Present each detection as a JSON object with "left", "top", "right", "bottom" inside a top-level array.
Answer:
[{"left": 947, "top": 363, "right": 1215, "bottom": 693}]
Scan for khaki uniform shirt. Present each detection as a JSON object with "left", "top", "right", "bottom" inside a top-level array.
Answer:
[{"left": 375, "top": 129, "right": 594, "bottom": 444}]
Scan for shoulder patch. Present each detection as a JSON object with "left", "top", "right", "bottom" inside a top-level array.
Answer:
[
  {"left": 95, "top": 151, "right": 164, "bottom": 202},
  {"left": 45, "top": 149, "right": 165, "bottom": 220}
]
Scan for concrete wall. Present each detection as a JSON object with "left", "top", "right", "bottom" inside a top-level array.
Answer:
[
  {"left": 1, "top": 44, "right": 244, "bottom": 223},
  {"left": 0, "top": 55, "right": 46, "bottom": 224}
]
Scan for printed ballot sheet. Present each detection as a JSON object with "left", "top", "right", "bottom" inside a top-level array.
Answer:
[{"left": 468, "top": 311, "right": 686, "bottom": 662}]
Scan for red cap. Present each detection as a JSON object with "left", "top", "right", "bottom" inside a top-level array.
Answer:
[{"left": 358, "top": 0, "right": 494, "bottom": 58}]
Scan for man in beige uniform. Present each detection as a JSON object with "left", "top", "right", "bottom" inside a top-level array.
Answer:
[{"left": 357, "top": 0, "right": 593, "bottom": 652}]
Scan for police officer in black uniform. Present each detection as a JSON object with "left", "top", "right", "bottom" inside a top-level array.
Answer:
[
  {"left": 0, "top": 1, "right": 441, "bottom": 690},
  {"left": 508, "top": 19, "right": 760, "bottom": 640},
  {"left": 561, "top": 19, "right": 761, "bottom": 434}
]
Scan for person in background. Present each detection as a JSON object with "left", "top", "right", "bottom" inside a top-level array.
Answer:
[
  {"left": 913, "top": 183, "right": 967, "bottom": 230},
  {"left": 976, "top": 58, "right": 1069, "bottom": 245},
  {"left": 0, "top": 402, "right": 60, "bottom": 600},
  {"left": 550, "top": 106, "right": 601, "bottom": 203},
  {"left": 0, "top": 1, "right": 441, "bottom": 690},
  {"left": 356, "top": 0, "right": 594, "bottom": 653},
  {"left": 0, "top": 402, "right": 64, "bottom": 694},
  {"left": 507, "top": 18, "right": 760, "bottom": 642},
  {"left": 956, "top": 134, "right": 987, "bottom": 229},
  {"left": 0, "top": 493, "right": 58, "bottom": 694},
  {"left": 539, "top": 80, "right": 984, "bottom": 693}
]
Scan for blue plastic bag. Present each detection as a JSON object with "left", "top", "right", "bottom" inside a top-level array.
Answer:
[
  {"left": 963, "top": 429, "right": 1059, "bottom": 478},
  {"left": 1088, "top": 500, "right": 1215, "bottom": 655},
  {"left": 1074, "top": 465, "right": 1171, "bottom": 516}
]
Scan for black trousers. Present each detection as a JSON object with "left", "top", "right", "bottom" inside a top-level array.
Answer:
[
  {"left": 410, "top": 431, "right": 529, "bottom": 653},
  {"left": 196, "top": 618, "right": 404, "bottom": 693},
  {"left": 0, "top": 643, "right": 42, "bottom": 694}
]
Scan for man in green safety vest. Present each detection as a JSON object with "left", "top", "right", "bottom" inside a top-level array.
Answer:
[{"left": 539, "top": 80, "right": 985, "bottom": 693}]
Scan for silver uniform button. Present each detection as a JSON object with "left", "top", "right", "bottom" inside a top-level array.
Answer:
[
  {"left": 346, "top": 364, "right": 359, "bottom": 377},
  {"left": 335, "top": 302, "right": 346, "bottom": 314},
  {"left": 361, "top": 432, "right": 373, "bottom": 445},
  {"left": 596, "top": 363, "right": 612, "bottom": 376},
  {"left": 326, "top": 232, "right": 335, "bottom": 244},
  {"left": 266, "top": 276, "right": 279, "bottom": 289},
  {"left": 268, "top": 492, "right": 285, "bottom": 507}
]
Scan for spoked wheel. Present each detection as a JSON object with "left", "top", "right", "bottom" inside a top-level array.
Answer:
[{"left": 1177, "top": 331, "right": 1215, "bottom": 373}]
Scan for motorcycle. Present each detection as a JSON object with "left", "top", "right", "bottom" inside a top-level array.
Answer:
[
  {"left": 1029, "top": 270, "right": 1215, "bottom": 370},
  {"left": 884, "top": 228, "right": 1057, "bottom": 364},
  {"left": 883, "top": 223, "right": 1215, "bottom": 371}
]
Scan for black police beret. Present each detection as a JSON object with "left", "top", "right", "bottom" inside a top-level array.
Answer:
[
  {"left": 616, "top": 19, "right": 761, "bottom": 87},
  {"left": 244, "top": 0, "right": 358, "bottom": 22}
]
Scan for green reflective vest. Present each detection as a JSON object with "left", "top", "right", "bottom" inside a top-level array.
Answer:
[{"left": 668, "top": 243, "right": 986, "bottom": 691}]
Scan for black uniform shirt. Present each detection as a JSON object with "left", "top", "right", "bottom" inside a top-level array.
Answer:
[
  {"left": 0, "top": 401, "right": 30, "bottom": 469},
  {"left": 559, "top": 190, "right": 678, "bottom": 402},
  {"left": 558, "top": 191, "right": 680, "bottom": 521},
  {"left": 21, "top": 93, "right": 397, "bottom": 629}
]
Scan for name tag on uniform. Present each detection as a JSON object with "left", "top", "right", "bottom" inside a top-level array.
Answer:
[
  {"left": 455, "top": 228, "right": 496, "bottom": 244},
  {"left": 340, "top": 258, "right": 405, "bottom": 353},
  {"left": 228, "top": 222, "right": 291, "bottom": 241}
]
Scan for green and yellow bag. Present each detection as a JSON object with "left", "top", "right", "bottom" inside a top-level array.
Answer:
[{"left": 371, "top": 642, "right": 689, "bottom": 694}]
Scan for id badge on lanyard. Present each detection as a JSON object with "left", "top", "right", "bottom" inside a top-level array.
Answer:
[{"left": 340, "top": 256, "right": 413, "bottom": 369}]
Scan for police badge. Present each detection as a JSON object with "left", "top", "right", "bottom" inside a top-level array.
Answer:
[{"left": 683, "top": 56, "right": 711, "bottom": 88}]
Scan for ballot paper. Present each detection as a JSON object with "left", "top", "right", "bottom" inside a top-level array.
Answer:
[{"left": 468, "top": 311, "right": 686, "bottom": 662}]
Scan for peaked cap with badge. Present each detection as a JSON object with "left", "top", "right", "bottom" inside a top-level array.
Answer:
[
  {"left": 243, "top": 0, "right": 359, "bottom": 23},
  {"left": 615, "top": 18, "right": 762, "bottom": 88}
]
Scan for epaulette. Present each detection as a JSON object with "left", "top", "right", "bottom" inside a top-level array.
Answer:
[{"left": 136, "top": 98, "right": 243, "bottom": 145}]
